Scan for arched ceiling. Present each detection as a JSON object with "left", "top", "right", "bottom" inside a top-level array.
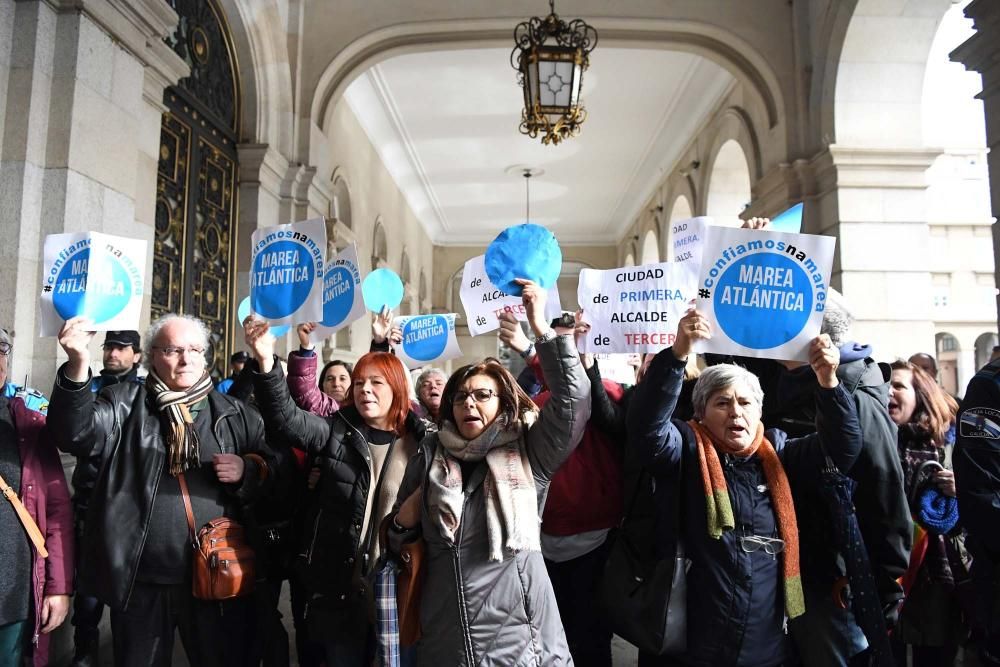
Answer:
[{"left": 341, "top": 47, "right": 734, "bottom": 246}]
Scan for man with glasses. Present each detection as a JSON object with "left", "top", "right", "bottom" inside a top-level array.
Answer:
[
  {"left": 47, "top": 314, "right": 276, "bottom": 666},
  {"left": 69, "top": 330, "right": 143, "bottom": 666}
]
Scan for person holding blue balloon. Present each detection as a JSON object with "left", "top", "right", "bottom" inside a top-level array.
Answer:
[
  {"left": 386, "top": 278, "right": 591, "bottom": 666},
  {"left": 243, "top": 315, "right": 430, "bottom": 666},
  {"left": 886, "top": 360, "right": 968, "bottom": 667}
]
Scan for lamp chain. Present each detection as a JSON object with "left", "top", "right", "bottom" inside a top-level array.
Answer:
[{"left": 524, "top": 170, "right": 531, "bottom": 222}]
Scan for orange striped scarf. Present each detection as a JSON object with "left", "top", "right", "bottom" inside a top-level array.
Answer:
[{"left": 688, "top": 420, "right": 805, "bottom": 619}]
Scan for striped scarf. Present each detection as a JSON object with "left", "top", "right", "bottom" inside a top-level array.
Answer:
[
  {"left": 146, "top": 371, "right": 214, "bottom": 476},
  {"left": 688, "top": 419, "right": 805, "bottom": 619}
]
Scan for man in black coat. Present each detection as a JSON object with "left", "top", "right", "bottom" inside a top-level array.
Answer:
[
  {"left": 954, "top": 356, "right": 1000, "bottom": 665},
  {"left": 49, "top": 314, "right": 275, "bottom": 667}
]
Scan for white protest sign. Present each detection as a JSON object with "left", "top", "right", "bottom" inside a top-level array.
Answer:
[
  {"left": 392, "top": 313, "right": 463, "bottom": 369},
  {"left": 39, "top": 232, "right": 147, "bottom": 336},
  {"left": 670, "top": 216, "right": 711, "bottom": 266},
  {"left": 577, "top": 261, "right": 698, "bottom": 354},
  {"left": 459, "top": 255, "right": 562, "bottom": 336},
  {"left": 693, "top": 227, "right": 836, "bottom": 362},
  {"left": 312, "top": 243, "right": 366, "bottom": 341},
  {"left": 250, "top": 218, "right": 326, "bottom": 326},
  {"left": 594, "top": 354, "right": 637, "bottom": 386}
]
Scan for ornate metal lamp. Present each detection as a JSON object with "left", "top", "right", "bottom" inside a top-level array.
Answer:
[{"left": 511, "top": 0, "right": 598, "bottom": 145}]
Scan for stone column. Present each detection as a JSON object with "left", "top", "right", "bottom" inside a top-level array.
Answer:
[
  {"left": 0, "top": 0, "right": 187, "bottom": 393},
  {"left": 952, "top": 0, "right": 1000, "bottom": 332}
]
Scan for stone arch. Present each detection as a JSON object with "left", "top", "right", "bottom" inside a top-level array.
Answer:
[
  {"left": 832, "top": 0, "right": 955, "bottom": 149},
  {"left": 640, "top": 228, "right": 660, "bottom": 265},
  {"left": 331, "top": 171, "right": 353, "bottom": 230},
  {"left": 624, "top": 251, "right": 636, "bottom": 268},
  {"left": 975, "top": 331, "right": 999, "bottom": 370},
  {"left": 372, "top": 218, "right": 388, "bottom": 269},
  {"left": 704, "top": 139, "right": 752, "bottom": 227},
  {"left": 669, "top": 194, "right": 694, "bottom": 223},
  {"left": 306, "top": 18, "right": 786, "bottom": 165},
  {"left": 217, "top": 0, "right": 294, "bottom": 152},
  {"left": 935, "top": 331, "right": 961, "bottom": 395}
]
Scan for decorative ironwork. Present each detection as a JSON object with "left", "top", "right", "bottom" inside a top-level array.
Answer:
[
  {"left": 164, "top": 0, "right": 239, "bottom": 135},
  {"left": 511, "top": 0, "right": 597, "bottom": 145},
  {"left": 153, "top": 0, "right": 240, "bottom": 379}
]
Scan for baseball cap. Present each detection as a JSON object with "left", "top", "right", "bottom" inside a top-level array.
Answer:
[
  {"left": 231, "top": 351, "right": 250, "bottom": 364},
  {"left": 103, "top": 330, "right": 141, "bottom": 350}
]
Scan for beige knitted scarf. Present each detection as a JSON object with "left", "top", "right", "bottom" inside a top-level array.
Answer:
[
  {"left": 145, "top": 371, "right": 214, "bottom": 476},
  {"left": 427, "top": 418, "right": 540, "bottom": 561}
]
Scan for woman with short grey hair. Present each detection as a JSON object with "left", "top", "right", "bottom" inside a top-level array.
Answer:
[{"left": 626, "top": 309, "right": 863, "bottom": 666}]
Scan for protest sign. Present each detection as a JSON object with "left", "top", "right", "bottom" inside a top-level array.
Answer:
[
  {"left": 39, "top": 232, "right": 147, "bottom": 336},
  {"left": 769, "top": 203, "right": 803, "bottom": 233},
  {"left": 693, "top": 227, "right": 835, "bottom": 362},
  {"left": 459, "top": 254, "right": 562, "bottom": 336},
  {"left": 484, "top": 223, "right": 562, "bottom": 296},
  {"left": 392, "top": 313, "right": 462, "bottom": 368},
  {"left": 312, "top": 243, "right": 366, "bottom": 340},
  {"left": 250, "top": 218, "right": 326, "bottom": 326},
  {"left": 594, "top": 354, "right": 637, "bottom": 386},
  {"left": 577, "top": 261, "right": 698, "bottom": 354},
  {"left": 670, "top": 216, "right": 711, "bottom": 266}
]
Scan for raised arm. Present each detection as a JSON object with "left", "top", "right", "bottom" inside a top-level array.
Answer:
[
  {"left": 588, "top": 361, "right": 626, "bottom": 440},
  {"left": 244, "top": 318, "right": 333, "bottom": 454}
]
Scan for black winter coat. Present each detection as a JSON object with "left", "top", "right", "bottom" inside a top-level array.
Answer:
[
  {"left": 627, "top": 349, "right": 863, "bottom": 667},
  {"left": 47, "top": 368, "right": 274, "bottom": 611},
  {"left": 252, "top": 362, "right": 428, "bottom": 606}
]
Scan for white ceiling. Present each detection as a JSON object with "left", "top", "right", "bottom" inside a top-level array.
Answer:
[{"left": 344, "top": 47, "right": 734, "bottom": 246}]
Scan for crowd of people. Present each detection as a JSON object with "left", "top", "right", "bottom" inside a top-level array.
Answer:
[{"left": 1, "top": 242, "right": 1000, "bottom": 666}]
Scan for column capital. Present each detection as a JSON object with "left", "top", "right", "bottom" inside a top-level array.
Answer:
[{"left": 237, "top": 143, "right": 288, "bottom": 196}]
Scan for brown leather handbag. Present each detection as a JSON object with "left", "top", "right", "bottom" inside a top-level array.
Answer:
[
  {"left": 397, "top": 536, "right": 425, "bottom": 646},
  {"left": 179, "top": 473, "right": 255, "bottom": 600}
]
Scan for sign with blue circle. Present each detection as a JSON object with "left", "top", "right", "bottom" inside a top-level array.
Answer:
[
  {"left": 392, "top": 313, "right": 462, "bottom": 369},
  {"left": 311, "top": 243, "right": 366, "bottom": 342},
  {"left": 362, "top": 268, "right": 404, "bottom": 313},
  {"left": 695, "top": 227, "right": 836, "bottom": 362},
  {"left": 249, "top": 218, "right": 326, "bottom": 326},
  {"left": 484, "top": 223, "right": 562, "bottom": 296},
  {"left": 39, "top": 232, "right": 147, "bottom": 336}
]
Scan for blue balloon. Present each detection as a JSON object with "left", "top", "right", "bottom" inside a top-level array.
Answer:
[
  {"left": 769, "top": 203, "right": 803, "bottom": 233},
  {"left": 362, "top": 268, "right": 404, "bottom": 313},
  {"left": 484, "top": 223, "right": 562, "bottom": 296},
  {"left": 52, "top": 248, "right": 133, "bottom": 323},
  {"left": 236, "top": 296, "right": 290, "bottom": 337}
]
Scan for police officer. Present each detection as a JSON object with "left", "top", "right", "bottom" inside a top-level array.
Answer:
[{"left": 954, "top": 354, "right": 1000, "bottom": 666}]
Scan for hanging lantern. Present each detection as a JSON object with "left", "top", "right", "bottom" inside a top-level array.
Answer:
[{"left": 511, "top": 0, "right": 598, "bottom": 146}]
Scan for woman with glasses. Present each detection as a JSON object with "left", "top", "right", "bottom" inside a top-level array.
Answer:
[
  {"left": 386, "top": 278, "right": 590, "bottom": 666},
  {"left": 244, "top": 318, "right": 429, "bottom": 666},
  {"left": 626, "top": 309, "right": 862, "bottom": 667}
]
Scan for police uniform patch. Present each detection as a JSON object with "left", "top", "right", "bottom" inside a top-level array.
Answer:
[{"left": 961, "top": 407, "right": 1000, "bottom": 439}]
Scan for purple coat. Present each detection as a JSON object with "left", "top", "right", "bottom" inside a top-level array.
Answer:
[
  {"left": 8, "top": 397, "right": 74, "bottom": 666},
  {"left": 286, "top": 351, "right": 340, "bottom": 417}
]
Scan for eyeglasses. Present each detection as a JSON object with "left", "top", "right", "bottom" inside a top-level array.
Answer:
[
  {"left": 0, "top": 342, "right": 10, "bottom": 357},
  {"left": 451, "top": 388, "right": 498, "bottom": 404},
  {"left": 152, "top": 345, "right": 205, "bottom": 358},
  {"left": 739, "top": 535, "right": 785, "bottom": 558}
]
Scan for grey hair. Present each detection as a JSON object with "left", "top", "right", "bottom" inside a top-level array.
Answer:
[
  {"left": 820, "top": 287, "right": 853, "bottom": 348},
  {"left": 416, "top": 367, "right": 447, "bottom": 387},
  {"left": 142, "top": 313, "right": 211, "bottom": 372},
  {"left": 691, "top": 364, "right": 764, "bottom": 420}
]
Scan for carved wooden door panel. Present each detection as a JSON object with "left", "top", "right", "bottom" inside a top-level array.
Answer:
[{"left": 153, "top": 0, "right": 240, "bottom": 378}]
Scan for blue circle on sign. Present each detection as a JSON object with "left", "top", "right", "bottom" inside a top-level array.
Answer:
[
  {"left": 402, "top": 315, "right": 448, "bottom": 362},
  {"left": 321, "top": 266, "right": 355, "bottom": 327},
  {"left": 714, "top": 253, "right": 812, "bottom": 349},
  {"left": 53, "top": 248, "right": 132, "bottom": 323},
  {"left": 362, "top": 268, "right": 404, "bottom": 313},
  {"left": 252, "top": 240, "right": 314, "bottom": 319}
]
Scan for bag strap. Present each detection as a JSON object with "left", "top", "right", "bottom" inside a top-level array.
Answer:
[
  {"left": 177, "top": 472, "right": 199, "bottom": 547},
  {"left": 0, "top": 471, "right": 48, "bottom": 558}
]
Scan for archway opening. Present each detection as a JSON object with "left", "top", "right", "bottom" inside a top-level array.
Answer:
[
  {"left": 705, "top": 139, "right": 751, "bottom": 227},
  {"left": 641, "top": 229, "right": 660, "bottom": 265}
]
